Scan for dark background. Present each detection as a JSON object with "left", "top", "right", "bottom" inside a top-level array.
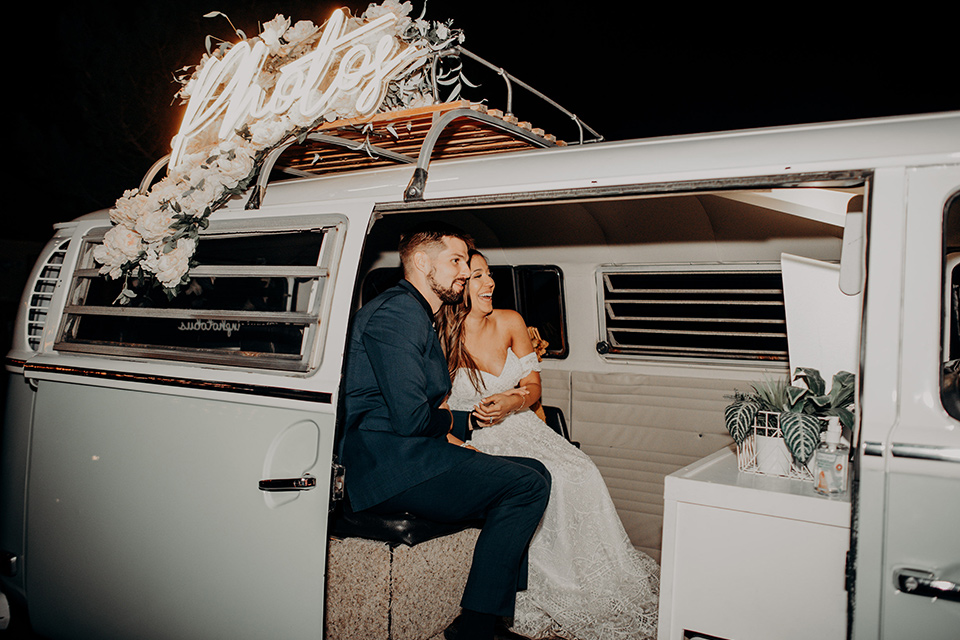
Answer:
[{"left": 3, "top": 0, "right": 958, "bottom": 360}]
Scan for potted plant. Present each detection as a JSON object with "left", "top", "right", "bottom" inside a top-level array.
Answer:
[{"left": 725, "top": 367, "right": 854, "bottom": 474}]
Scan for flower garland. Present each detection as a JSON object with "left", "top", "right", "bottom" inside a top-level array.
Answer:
[{"left": 94, "top": 1, "right": 465, "bottom": 303}]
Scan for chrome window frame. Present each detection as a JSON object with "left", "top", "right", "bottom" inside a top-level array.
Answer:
[{"left": 54, "top": 215, "right": 346, "bottom": 373}]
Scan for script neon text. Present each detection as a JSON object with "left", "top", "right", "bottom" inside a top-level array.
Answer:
[{"left": 170, "top": 9, "right": 422, "bottom": 168}]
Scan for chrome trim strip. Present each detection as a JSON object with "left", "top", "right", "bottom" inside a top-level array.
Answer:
[
  {"left": 863, "top": 441, "right": 885, "bottom": 457},
  {"left": 22, "top": 362, "right": 333, "bottom": 404},
  {"left": 378, "top": 170, "right": 869, "bottom": 213},
  {"left": 62, "top": 305, "right": 317, "bottom": 323},
  {"left": 890, "top": 443, "right": 960, "bottom": 463}
]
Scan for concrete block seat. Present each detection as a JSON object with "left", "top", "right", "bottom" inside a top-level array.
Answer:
[{"left": 324, "top": 406, "right": 571, "bottom": 640}]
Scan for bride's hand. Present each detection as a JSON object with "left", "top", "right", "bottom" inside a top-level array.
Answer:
[{"left": 473, "top": 388, "right": 529, "bottom": 426}]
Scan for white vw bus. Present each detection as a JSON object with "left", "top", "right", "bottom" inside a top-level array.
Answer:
[{"left": 2, "top": 107, "right": 958, "bottom": 639}]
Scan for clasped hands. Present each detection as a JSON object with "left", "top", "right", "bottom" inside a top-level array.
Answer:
[
  {"left": 472, "top": 386, "right": 530, "bottom": 427},
  {"left": 442, "top": 387, "right": 529, "bottom": 451}
]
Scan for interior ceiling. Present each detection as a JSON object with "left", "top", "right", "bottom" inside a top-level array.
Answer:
[{"left": 375, "top": 189, "right": 850, "bottom": 251}]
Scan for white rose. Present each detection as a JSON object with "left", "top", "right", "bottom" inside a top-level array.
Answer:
[
  {"left": 93, "top": 226, "right": 144, "bottom": 279},
  {"left": 260, "top": 15, "right": 290, "bottom": 53},
  {"left": 135, "top": 208, "right": 177, "bottom": 244},
  {"left": 363, "top": 0, "right": 412, "bottom": 21},
  {"left": 110, "top": 189, "right": 147, "bottom": 229},
  {"left": 144, "top": 178, "right": 181, "bottom": 212},
  {"left": 155, "top": 237, "right": 198, "bottom": 288},
  {"left": 108, "top": 226, "right": 145, "bottom": 260},
  {"left": 140, "top": 245, "right": 161, "bottom": 276},
  {"left": 284, "top": 20, "right": 318, "bottom": 45},
  {"left": 215, "top": 145, "right": 256, "bottom": 189},
  {"left": 93, "top": 247, "right": 125, "bottom": 280},
  {"left": 249, "top": 116, "right": 291, "bottom": 147}
]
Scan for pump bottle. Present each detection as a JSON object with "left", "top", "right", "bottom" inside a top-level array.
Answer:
[{"left": 814, "top": 416, "right": 848, "bottom": 496}]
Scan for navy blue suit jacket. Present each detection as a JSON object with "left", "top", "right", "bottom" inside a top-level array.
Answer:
[{"left": 340, "top": 280, "right": 472, "bottom": 512}]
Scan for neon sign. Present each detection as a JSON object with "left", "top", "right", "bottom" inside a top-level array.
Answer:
[{"left": 170, "top": 9, "right": 424, "bottom": 168}]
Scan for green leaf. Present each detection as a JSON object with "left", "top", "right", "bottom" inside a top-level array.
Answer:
[
  {"left": 751, "top": 377, "right": 790, "bottom": 412},
  {"left": 808, "top": 393, "right": 832, "bottom": 411},
  {"left": 834, "top": 406, "right": 855, "bottom": 432},
  {"left": 794, "top": 367, "right": 826, "bottom": 395},
  {"left": 828, "top": 371, "right": 855, "bottom": 408},
  {"left": 779, "top": 412, "right": 821, "bottom": 464},
  {"left": 785, "top": 385, "right": 809, "bottom": 411},
  {"left": 724, "top": 401, "right": 760, "bottom": 445}
]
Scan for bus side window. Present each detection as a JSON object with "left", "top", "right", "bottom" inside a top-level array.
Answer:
[{"left": 941, "top": 195, "right": 960, "bottom": 420}]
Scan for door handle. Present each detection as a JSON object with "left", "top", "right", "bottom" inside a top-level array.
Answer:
[
  {"left": 258, "top": 474, "right": 317, "bottom": 492},
  {"left": 894, "top": 568, "right": 960, "bottom": 602}
]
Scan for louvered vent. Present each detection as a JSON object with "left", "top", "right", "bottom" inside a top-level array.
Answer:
[
  {"left": 599, "top": 267, "right": 788, "bottom": 362},
  {"left": 26, "top": 240, "right": 70, "bottom": 351}
]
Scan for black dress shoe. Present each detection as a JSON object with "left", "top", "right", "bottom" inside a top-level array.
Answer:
[
  {"left": 443, "top": 610, "right": 496, "bottom": 640},
  {"left": 443, "top": 614, "right": 462, "bottom": 640}
]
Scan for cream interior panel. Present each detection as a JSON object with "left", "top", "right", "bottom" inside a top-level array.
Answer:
[{"left": 569, "top": 371, "right": 739, "bottom": 560}]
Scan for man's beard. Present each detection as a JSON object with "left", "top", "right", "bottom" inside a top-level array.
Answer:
[{"left": 428, "top": 269, "right": 465, "bottom": 304}]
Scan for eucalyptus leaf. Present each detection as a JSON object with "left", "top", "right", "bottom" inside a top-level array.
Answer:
[
  {"left": 779, "top": 412, "right": 821, "bottom": 464},
  {"left": 724, "top": 401, "right": 760, "bottom": 445}
]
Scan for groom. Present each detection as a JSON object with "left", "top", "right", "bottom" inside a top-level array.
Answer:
[{"left": 339, "top": 223, "right": 550, "bottom": 640}]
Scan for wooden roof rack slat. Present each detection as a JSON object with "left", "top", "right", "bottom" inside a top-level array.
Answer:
[{"left": 245, "top": 100, "right": 566, "bottom": 208}]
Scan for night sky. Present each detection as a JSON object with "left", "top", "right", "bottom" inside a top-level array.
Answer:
[
  {"left": 9, "top": 1, "right": 958, "bottom": 241},
  {"left": 1, "top": 0, "right": 955, "bottom": 278}
]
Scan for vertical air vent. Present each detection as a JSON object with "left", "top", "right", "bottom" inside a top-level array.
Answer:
[{"left": 26, "top": 240, "right": 70, "bottom": 351}]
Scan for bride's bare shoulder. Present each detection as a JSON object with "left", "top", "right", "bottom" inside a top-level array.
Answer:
[
  {"left": 492, "top": 309, "right": 534, "bottom": 354},
  {"left": 491, "top": 308, "right": 526, "bottom": 330}
]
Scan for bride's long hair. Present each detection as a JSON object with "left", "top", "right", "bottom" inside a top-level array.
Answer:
[{"left": 436, "top": 249, "right": 486, "bottom": 393}]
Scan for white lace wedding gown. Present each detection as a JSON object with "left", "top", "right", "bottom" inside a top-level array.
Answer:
[{"left": 448, "top": 349, "right": 659, "bottom": 640}]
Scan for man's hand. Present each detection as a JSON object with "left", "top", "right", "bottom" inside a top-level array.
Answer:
[{"left": 472, "top": 387, "right": 530, "bottom": 426}]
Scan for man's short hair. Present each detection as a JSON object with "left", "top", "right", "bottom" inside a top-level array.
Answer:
[{"left": 398, "top": 222, "right": 474, "bottom": 275}]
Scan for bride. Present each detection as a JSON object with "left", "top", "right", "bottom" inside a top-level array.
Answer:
[{"left": 436, "top": 250, "right": 659, "bottom": 640}]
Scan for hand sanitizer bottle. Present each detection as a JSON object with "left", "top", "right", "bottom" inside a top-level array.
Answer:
[{"left": 814, "top": 417, "right": 848, "bottom": 496}]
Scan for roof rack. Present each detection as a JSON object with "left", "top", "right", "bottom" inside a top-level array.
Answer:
[
  {"left": 246, "top": 100, "right": 571, "bottom": 208},
  {"left": 140, "top": 46, "right": 602, "bottom": 208}
]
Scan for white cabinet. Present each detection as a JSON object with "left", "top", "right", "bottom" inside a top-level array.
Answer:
[{"left": 658, "top": 447, "right": 851, "bottom": 640}]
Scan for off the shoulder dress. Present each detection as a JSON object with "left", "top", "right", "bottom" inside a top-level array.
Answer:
[{"left": 447, "top": 349, "right": 659, "bottom": 640}]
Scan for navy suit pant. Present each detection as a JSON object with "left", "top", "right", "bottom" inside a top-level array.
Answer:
[{"left": 367, "top": 452, "right": 551, "bottom": 617}]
